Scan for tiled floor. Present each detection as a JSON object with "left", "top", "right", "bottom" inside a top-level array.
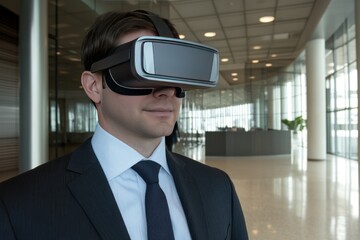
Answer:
[{"left": 1, "top": 142, "right": 359, "bottom": 239}]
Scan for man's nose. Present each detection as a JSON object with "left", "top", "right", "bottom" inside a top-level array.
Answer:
[{"left": 152, "top": 87, "right": 177, "bottom": 97}]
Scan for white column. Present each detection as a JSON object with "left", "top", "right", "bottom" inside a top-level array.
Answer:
[
  {"left": 19, "top": 0, "right": 48, "bottom": 172},
  {"left": 305, "top": 39, "right": 326, "bottom": 161},
  {"left": 267, "top": 84, "right": 274, "bottom": 129}
]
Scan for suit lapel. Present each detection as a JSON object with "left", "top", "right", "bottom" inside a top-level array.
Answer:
[
  {"left": 67, "top": 139, "right": 130, "bottom": 240},
  {"left": 167, "top": 152, "right": 209, "bottom": 240}
]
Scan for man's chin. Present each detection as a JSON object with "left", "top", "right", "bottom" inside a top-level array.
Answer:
[{"left": 149, "top": 128, "right": 173, "bottom": 139}]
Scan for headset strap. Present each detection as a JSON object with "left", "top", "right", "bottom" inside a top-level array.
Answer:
[{"left": 135, "top": 10, "right": 175, "bottom": 38}]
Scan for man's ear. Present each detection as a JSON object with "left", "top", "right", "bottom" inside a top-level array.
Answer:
[{"left": 81, "top": 71, "right": 102, "bottom": 104}]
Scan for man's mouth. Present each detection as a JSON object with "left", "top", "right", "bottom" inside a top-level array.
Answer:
[{"left": 144, "top": 107, "right": 173, "bottom": 117}]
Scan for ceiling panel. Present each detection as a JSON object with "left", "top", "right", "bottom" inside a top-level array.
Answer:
[
  {"left": 213, "top": 0, "right": 244, "bottom": 13},
  {"left": 171, "top": 0, "right": 215, "bottom": 18},
  {"left": 224, "top": 27, "right": 247, "bottom": 38},
  {"left": 248, "top": 52, "right": 268, "bottom": 59},
  {"left": 170, "top": 19, "right": 189, "bottom": 31},
  {"left": 246, "top": 25, "right": 274, "bottom": 37},
  {"left": 271, "top": 47, "right": 297, "bottom": 54},
  {"left": 233, "top": 54, "right": 250, "bottom": 61},
  {"left": 274, "top": 20, "right": 306, "bottom": 33},
  {"left": 244, "top": 0, "right": 277, "bottom": 10},
  {"left": 276, "top": 5, "right": 313, "bottom": 21},
  {"left": 231, "top": 46, "right": 248, "bottom": 52},
  {"left": 228, "top": 38, "right": 247, "bottom": 47},
  {"left": 278, "top": 0, "right": 314, "bottom": 7},
  {"left": 186, "top": 17, "right": 222, "bottom": 30},
  {"left": 202, "top": 39, "right": 229, "bottom": 49},
  {"left": 271, "top": 39, "right": 299, "bottom": 48},
  {"left": 219, "top": 13, "right": 246, "bottom": 27}
]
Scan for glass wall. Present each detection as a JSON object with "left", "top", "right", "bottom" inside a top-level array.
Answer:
[
  {"left": 326, "top": 16, "right": 358, "bottom": 159},
  {"left": 0, "top": 6, "right": 19, "bottom": 171}
]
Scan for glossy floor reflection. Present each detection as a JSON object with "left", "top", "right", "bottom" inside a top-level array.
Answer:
[{"left": 174, "top": 143, "right": 359, "bottom": 240}]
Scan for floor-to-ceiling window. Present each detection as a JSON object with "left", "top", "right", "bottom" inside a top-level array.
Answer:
[
  {"left": 326, "top": 16, "right": 357, "bottom": 160},
  {"left": 179, "top": 86, "right": 256, "bottom": 144}
]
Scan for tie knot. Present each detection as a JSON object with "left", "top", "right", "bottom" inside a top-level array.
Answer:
[{"left": 132, "top": 160, "right": 161, "bottom": 184}]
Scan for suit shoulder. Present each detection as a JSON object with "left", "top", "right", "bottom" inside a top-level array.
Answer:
[
  {"left": 170, "top": 153, "right": 236, "bottom": 204},
  {"left": 172, "top": 152, "right": 231, "bottom": 181},
  {"left": 0, "top": 138, "right": 96, "bottom": 192},
  {"left": 0, "top": 153, "right": 71, "bottom": 196}
]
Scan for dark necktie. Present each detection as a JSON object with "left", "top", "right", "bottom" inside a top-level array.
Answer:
[{"left": 132, "top": 160, "right": 175, "bottom": 240}]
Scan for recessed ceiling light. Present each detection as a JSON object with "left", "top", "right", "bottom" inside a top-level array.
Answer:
[
  {"left": 252, "top": 59, "right": 259, "bottom": 64},
  {"left": 259, "top": 16, "right": 275, "bottom": 23},
  {"left": 231, "top": 73, "right": 238, "bottom": 76},
  {"left": 233, "top": 78, "right": 238, "bottom": 81},
  {"left": 221, "top": 58, "right": 229, "bottom": 62},
  {"left": 271, "top": 54, "right": 277, "bottom": 58},
  {"left": 204, "top": 32, "right": 216, "bottom": 37},
  {"left": 249, "top": 76, "right": 255, "bottom": 79},
  {"left": 179, "top": 34, "right": 185, "bottom": 39},
  {"left": 253, "top": 45, "right": 261, "bottom": 50},
  {"left": 266, "top": 63, "right": 272, "bottom": 67}
]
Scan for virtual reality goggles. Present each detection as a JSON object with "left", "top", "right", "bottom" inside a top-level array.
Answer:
[{"left": 90, "top": 36, "right": 219, "bottom": 97}]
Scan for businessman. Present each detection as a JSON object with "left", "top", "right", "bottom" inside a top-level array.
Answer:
[{"left": 0, "top": 10, "right": 248, "bottom": 240}]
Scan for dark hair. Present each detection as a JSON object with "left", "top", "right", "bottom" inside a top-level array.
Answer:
[{"left": 81, "top": 10, "right": 179, "bottom": 71}]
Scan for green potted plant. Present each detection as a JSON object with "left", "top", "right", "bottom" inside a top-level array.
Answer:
[{"left": 281, "top": 116, "right": 306, "bottom": 134}]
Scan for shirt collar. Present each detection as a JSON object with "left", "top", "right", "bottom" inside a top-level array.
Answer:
[{"left": 91, "top": 124, "right": 170, "bottom": 181}]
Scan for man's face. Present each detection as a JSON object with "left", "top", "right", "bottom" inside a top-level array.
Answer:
[{"left": 97, "top": 30, "right": 182, "bottom": 143}]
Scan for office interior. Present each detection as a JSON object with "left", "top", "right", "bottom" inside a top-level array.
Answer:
[{"left": 0, "top": 0, "right": 359, "bottom": 239}]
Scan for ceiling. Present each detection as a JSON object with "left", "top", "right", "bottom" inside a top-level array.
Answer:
[{"left": 2, "top": 0, "right": 333, "bottom": 92}]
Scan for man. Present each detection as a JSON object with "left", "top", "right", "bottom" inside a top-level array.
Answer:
[{"left": 0, "top": 10, "right": 248, "bottom": 239}]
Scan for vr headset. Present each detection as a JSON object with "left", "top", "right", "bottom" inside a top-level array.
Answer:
[{"left": 90, "top": 11, "right": 219, "bottom": 97}]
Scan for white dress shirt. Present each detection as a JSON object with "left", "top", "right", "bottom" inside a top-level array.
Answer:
[{"left": 91, "top": 124, "right": 191, "bottom": 240}]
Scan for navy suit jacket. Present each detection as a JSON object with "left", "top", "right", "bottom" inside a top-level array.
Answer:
[{"left": 0, "top": 139, "right": 248, "bottom": 239}]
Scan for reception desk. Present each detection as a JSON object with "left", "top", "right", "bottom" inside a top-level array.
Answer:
[{"left": 205, "top": 130, "right": 291, "bottom": 156}]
